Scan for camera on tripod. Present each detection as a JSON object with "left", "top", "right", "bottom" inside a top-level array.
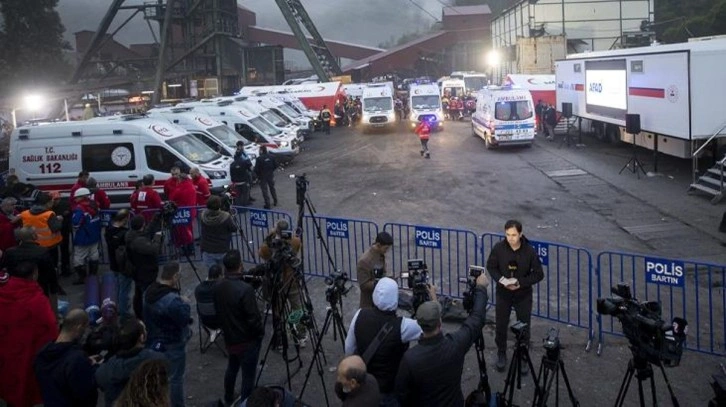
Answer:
[
  {"left": 401, "top": 259, "right": 431, "bottom": 313},
  {"left": 543, "top": 327, "right": 561, "bottom": 359},
  {"left": 597, "top": 283, "right": 688, "bottom": 367},
  {"left": 324, "top": 271, "right": 350, "bottom": 303},
  {"left": 461, "top": 265, "right": 485, "bottom": 312},
  {"left": 210, "top": 185, "right": 235, "bottom": 212},
  {"left": 295, "top": 173, "right": 308, "bottom": 206},
  {"left": 268, "top": 230, "right": 301, "bottom": 269},
  {"left": 511, "top": 320, "right": 529, "bottom": 341}
]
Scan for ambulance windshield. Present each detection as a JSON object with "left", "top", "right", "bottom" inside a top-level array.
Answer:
[
  {"left": 495, "top": 101, "right": 533, "bottom": 121},
  {"left": 167, "top": 134, "right": 222, "bottom": 164},
  {"left": 411, "top": 95, "right": 441, "bottom": 110},
  {"left": 208, "top": 125, "right": 248, "bottom": 147}
]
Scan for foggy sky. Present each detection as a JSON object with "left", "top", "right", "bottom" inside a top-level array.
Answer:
[{"left": 57, "top": 0, "right": 451, "bottom": 49}]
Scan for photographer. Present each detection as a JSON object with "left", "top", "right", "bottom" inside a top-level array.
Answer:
[
  {"left": 200, "top": 195, "right": 238, "bottom": 269},
  {"left": 394, "top": 272, "right": 490, "bottom": 407},
  {"left": 357, "top": 232, "right": 394, "bottom": 309},
  {"left": 125, "top": 215, "right": 164, "bottom": 319},
  {"left": 143, "top": 262, "right": 192, "bottom": 407},
  {"left": 486, "top": 219, "right": 544, "bottom": 372},
  {"left": 259, "top": 220, "right": 306, "bottom": 344},
  {"left": 345, "top": 277, "right": 423, "bottom": 406}
]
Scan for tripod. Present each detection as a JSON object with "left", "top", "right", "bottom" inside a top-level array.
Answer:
[
  {"left": 614, "top": 355, "right": 679, "bottom": 407},
  {"left": 498, "top": 332, "right": 540, "bottom": 407},
  {"left": 467, "top": 334, "right": 493, "bottom": 405},
  {"left": 298, "top": 284, "right": 350, "bottom": 406},
  {"left": 619, "top": 132, "right": 647, "bottom": 178},
  {"left": 156, "top": 210, "right": 202, "bottom": 285},
  {"left": 532, "top": 344, "right": 579, "bottom": 407},
  {"left": 228, "top": 205, "right": 257, "bottom": 263}
]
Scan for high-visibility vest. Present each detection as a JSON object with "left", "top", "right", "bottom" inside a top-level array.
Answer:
[{"left": 19, "top": 210, "right": 62, "bottom": 248}]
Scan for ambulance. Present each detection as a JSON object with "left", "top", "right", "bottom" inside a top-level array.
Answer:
[
  {"left": 145, "top": 107, "right": 259, "bottom": 165},
  {"left": 408, "top": 83, "right": 444, "bottom": 130},
  {"left": 361, "top": 83, "right": 396, "bottom": 131},
  {"left": 8, "top": 116, "right": 232, "bottom": 205},
  {"left": 471, "top": 85, "right": 536, "bottom": 149}
]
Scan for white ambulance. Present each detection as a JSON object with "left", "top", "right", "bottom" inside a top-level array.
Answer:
[
  {"left": 408, "top": 83, "right": 444, "bottom": 130},
  {"left": 8, "top": 116, "right": 232, "bottom": 205},
  {"left": 361, "top": 83, "right": 396, "bottom": 131},
  {"left": 440, "top": 78, "right": 466, "bottom": 98},
  {"left": 144, "top": 108, "right": 259, "bottom": 165},
  {"left": 471, "top": 85, "right": 536, "bottom": 149}
]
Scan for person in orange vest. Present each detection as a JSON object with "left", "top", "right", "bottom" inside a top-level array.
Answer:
[
  {"left": 87, "top": 177, "right": 111, "bottom": 210},
  {"left": 190, "top": 167, "right": 211, "bottom": 208},
  {"left": 415, "top": 120, "right": 431, "bottom": 159},
  {"left": 19, "top": 192, "right": 64, "bottom": 275}
]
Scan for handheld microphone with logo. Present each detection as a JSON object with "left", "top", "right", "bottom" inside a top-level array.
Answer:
[{"left": 507, "top": 260, "right": 518, "bottom": 277}]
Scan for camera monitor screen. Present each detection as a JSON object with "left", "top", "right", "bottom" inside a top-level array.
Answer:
[{"left": 585, "top": 59, "right": 627, "bottom": 120}]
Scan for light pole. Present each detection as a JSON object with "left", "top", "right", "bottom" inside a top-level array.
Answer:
[
  {"left": 11, "top": 94, "right": 45, "bottom": 128},
  {"left": 486, "top": 50, "right": 501, "bottom": 85}
]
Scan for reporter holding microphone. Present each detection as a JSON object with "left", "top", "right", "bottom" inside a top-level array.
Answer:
[{"left": 486, "top": 219, "right": 544, "bottom": 373}]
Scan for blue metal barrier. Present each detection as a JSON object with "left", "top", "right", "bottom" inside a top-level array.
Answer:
[
  {"left": 597, "top": 251, "right": 726, "bottom": 356},
  {"left": 383, "top": 223, "right": 479, "bottom": 298},
  {"left": 230, "top": 206, "right": 294, "bottom": 265},
  {"left": 297, "top": 215, "right": 379, "bottom": 279},
  {"left": 481, "top": 234, "right": 594, "bottom": 340}
]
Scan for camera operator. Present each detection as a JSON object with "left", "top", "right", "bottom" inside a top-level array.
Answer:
[
  {"left": 394, "top": 272, "right": 490, "bottom": 407},
  {"left": 125, "top": 215, "right": 164, "bottom": 319},
  {"left": 345, "top": 277, "right": 423, "bottom": 406},
  {"left": 200, "top": 195, "right": 238, "bottom": 269},
  {"left": 230, "top": 141, "right": 256, "bottom": 206},
  {"left": 143, "top": 262, "right": 192, "bottom": 407},
  {"left": 486, "top": 219, "right": 544, "bottom": 373},
  {"left": 357, "top": 231, "right": 394, "bottom": 309},
  {"left": 259, "top": 220, "right": 306, "bottom": 344},
  {"left": 34, "top": 308, "right": 98, "bottom": 406}
]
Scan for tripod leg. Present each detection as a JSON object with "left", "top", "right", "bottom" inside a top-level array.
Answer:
[
  {"left": 299, "top": 309, "right": 334, "bottom": 407},
  {"left": 657, "top": 362, "right": 680, "bottom": 407},
  {"left": 614, "top": 362, "right": 635, "bottom": 407},
  {"left": 557, "top": 360, "right": 580, "bottom": 406}
]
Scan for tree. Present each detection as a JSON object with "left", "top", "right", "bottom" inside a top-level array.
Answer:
[
  {"left": 656, "top": 0, "right": 726, "bottom": 43},
  {"left": 0, "top": 0, "right": 71, "bottom": 96}
]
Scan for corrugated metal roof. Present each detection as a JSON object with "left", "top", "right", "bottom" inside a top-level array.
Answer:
[{"left": 342, "top": 31, "right": 449, "bottom": 71}]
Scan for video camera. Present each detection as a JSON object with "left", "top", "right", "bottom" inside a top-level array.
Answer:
[
  {"left": 461, "top": 265, "right": 485, "bottom": 312},
  {"left": 210, "top": 185, "right": 235, "bottom": 212},
  {"left": 402, "top": 259, "right": 430, "bottom": 313},
  {"left": 266, "top": 229, "right": 302, "bottom": 271},
  {"left": 295, "top": 173, "right": 308, "bottom": 206},
  {"left": 324, "top": 271, "right": 350, "bottom": 303},
  {"left": 543, "top": 327, "right": 561, "bottom": 360},
  {"left": 510, "top": 321, "right": 529, "bottom": 341},
  {"left": 597, "top": 283, "right": 688, "bottom": 367}
]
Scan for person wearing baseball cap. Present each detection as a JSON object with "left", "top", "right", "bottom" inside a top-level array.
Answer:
[{"left": 395, "top": 272, "right": 490, "bottom": 407}]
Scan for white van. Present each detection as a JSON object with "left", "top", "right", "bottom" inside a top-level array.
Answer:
[
  {"left": 146, "top": 107, "right": 259, "bottom": 166},
  {"left": 175, "top": 101, "right": 299, "bottom": 163},
  {"left": 236, "top": 95, "right": 313, "bottom": 139},
  {"left": 9, "top": 117, "right": 232, "bottom": 205},
  {"left": 361, "top": 84, "right": 395, "bottom": 130},
  {"left": 471, "top": 85, "right": 536, "bottom": 149},
  {"left": 440, "top": 78, "right": 466, "bottom": 98},
  {"left": 408, "top": 84, "right": 444, "bottom": 130},
  {"left": 235, "top": 100, "right": 302, "bottom": 143}
]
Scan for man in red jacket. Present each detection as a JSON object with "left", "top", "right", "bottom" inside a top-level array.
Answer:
[
  {"left": 0, "top": 196, "right": 20, "bottom": 252},
  {"left": 163, "top": 166, "right": 181, "bottom": 200},
  {"left": 170, "top": 166, "right": 197, "bottom": 256},
  {"left": 190, "top": 167, "right": 211, "bottom": 208},
  {"left": 415, "top": 120, "right": 431, "bottom": 159},
  {"left": 0, "top": 261, "right": 58, "bottom": 407},
  {"left": 86, "top": 177, "right": 111, "bottom": 210},
  {"left": 131, "top": 174, "right": 163, "bottom": 222}
]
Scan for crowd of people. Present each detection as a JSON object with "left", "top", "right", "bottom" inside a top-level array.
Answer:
[{"left": 0, "top": 144, "right": 544, "bottom": 407}]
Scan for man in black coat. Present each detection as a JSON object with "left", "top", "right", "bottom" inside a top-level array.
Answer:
[
  {"left": 254, "top": 145, "right": 277, "bottom": 209},
  {"left": 125, "top": 215, "right": 163, "bottom": 319},
  {"left": 230, "top": 141, "right": 256, "bottom": 206},
  {"left": 2, "top": 226, "right": 60, "bottom": 304},
  {"left": 486, "top": 219, "right": 544, "bottom": 372},
  {"left": 214, "top": 250, "right": 264, "bottom": 404},
  {"left": 34, "top": 309, "right": 98, "bottom": 407},
  {"left": 394, "top": 272, "right": 490, "bottom": 407}
]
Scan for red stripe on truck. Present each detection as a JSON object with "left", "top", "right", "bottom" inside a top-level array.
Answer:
[
  {"left": 629, "top": 87, "right": 665, "bottom": 98},
  {"left": 574, "top": 84, "right": 584, "bottom": 91}
]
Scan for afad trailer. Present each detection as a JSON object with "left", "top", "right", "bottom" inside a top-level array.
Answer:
[{"left": 555, "top": 36, "right": 726, "bottom": 160}]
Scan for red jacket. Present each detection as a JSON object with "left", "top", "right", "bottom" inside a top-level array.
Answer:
[
  {"left": 130, "top": 186, "right": 163, "bottom": 220},
  {"left": 415, "top": 122, "right": 431, "bottom": 140},
  {"left": 0, "top": 212, "right": 19, "bottom": 252},
  {"left": 90, "top": 188, "right": 111, "bottom": 210},
  {"left": 163, "top": 177, "right": 179, "bottom": 200},
  {"left": 0, "top": 274, "right": 58, "bottom": 407},
  {"left": 192, "top": 176, "right": 211, "bottom": 207},
  {"left": 170, "top": 178, "right": 197, "bottom": 246}
]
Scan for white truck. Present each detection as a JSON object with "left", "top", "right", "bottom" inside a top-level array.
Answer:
[
  {"left": 408, "top": 84, "right": 444, "bottom": 130},
  {"left": 361, "top": 83, "right": 396, "bottom": 131},
  {"left": 555, "top": 36, "right": 726, "bottom": 159}
]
